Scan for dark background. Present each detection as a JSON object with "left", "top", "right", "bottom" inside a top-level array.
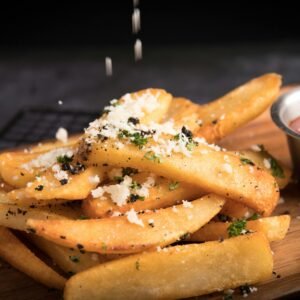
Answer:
[{"left": 0, "top": 0, "right": 300, "bottom": 136}]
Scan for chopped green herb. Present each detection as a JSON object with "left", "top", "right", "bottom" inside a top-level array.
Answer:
[
  {"left": 57, "top": 155, "right": 73, "bottom": 164},
  {"left": 239, "top": 284, "right": 251, "bottom": 295},
  {"left": 248, "top": 213, "right": 260, "bottom": 220},
  {"left": 173, "top": 133, "right": 180, "bottom": 141},
  {"left": 122, "top": 167, "right": 138, "bottom": 177},
  {"left": 69, "top": 255, "right": 80, "bottom": 263},
  {"left": 269, "top": 157, "right": 285, "bottom": 178},
  {"left": 186, "top": 140, "right": 198, "bottom": 151},
  {"left": 181, "top": 126, "right": 193, "bottom": 139},
  {"left": 144, "top": 151, "right": 161, "bottom": 163},
  {"left": 169, "top": 181, "right": 179, "bottom": 191},
  {"left": 240, "top": 157, "right": 255, "bottom": 166},
  {"left": 130, "top": 181, "right": 141, "bottom": 190},
  {"left": 35, "top": 185, "right": 44, "bottom": 191},
  {"left": 227, "top": 219, "right": 248, "bottom": 237},
  {"left": 118, "top": 130, "right": 148, "bottom": 149},
  {"left": 131, "top": 132, "right": 148, "bottom": 149},
  {"left": 129, "top": 194, "right": 145, "bottom": 203},
  {"left": 135, "top": 260, "right": 140, "bottom": 270},
  {"left": 78, "top": 215, "right": 89, "bottom": 220}
]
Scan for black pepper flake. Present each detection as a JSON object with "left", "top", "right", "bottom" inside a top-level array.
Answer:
[
  {"left": 128, "top": 117, "right": 140, "bottom": 125},
  {"left": 60, "top": 179, "right": 68, "bottom": 185},
  {"left": 212, "top": 119, "right": 218, "bottom": 125},
  {"left": 35, "top": 185, "right": 44, "bottom": 191},
  {"left": 77, "top": 244, "right": 84, "bottom": 250},
  {"left": 60, "top": 235, "right": 66, "bottom": 239}
]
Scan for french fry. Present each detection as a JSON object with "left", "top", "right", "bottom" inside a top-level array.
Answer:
[
  {"left": 220, "top": 199, "right": 252, "bottom": 219},
  {"left": 0, "top": 226, "right": 66, "bottom": 289},
  {"left": 84, "top": 140, "right": 278, "bottom": 216},
  {"left": 167, "top": 74, "right": 281, "bottom": 143},
  {"left": 27, "top": 195, "right": 225, "bottom": 254},
  {"left": 82, "top": 172, "right": 203, "bottom": 218},
  {"left": 0, "top": 203, "right": 71, "bottom": 231},
  {"left": 0, "top": 146, "right": 76, "bottom": 188},
  {"left": 64, "top": 232, "right": 273, "bottom": 300},
  {"left": 7, "top": 167, "right": 104, "bottom": 204},
  {"left": 235, "top": 149, "right": 291, "bottom": 189},
  {"left": 29, "top": 235, "right": 120, "bottom": 275},
  {"left": 189, "top": 215, "right": 291, "bottom": 242}
]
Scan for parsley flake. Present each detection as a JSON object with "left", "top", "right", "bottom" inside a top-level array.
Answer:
[
  {"left": 69, "top": 255, "right": 80, "bottom": 263},
  {"left": 227, "top": 219, "right": 249, "bottom": 237},
  {"left": 144, "top": 151, "right": 161, "bottom": 163},
  {"left": 240, "top": 157, "right": 255, "bottom": 166},
  {"left": 269, "top": 157, "right": 285, "bottom": 178},
  {"left": 169, "top": 181, "right": 179, "bottom": 191}
]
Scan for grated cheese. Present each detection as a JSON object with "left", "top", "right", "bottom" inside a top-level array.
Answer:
[
  {"left": 126, "top": 208, "right": 144, "bottom": 227},
  {"left": 182, "top": 200, "right": 193, "bottom": 208},
  {"left": 263, "top": 158, "right": 271, "bottom": 169}
]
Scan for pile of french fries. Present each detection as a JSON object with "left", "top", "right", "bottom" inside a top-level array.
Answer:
[{"left": 0, "top": 73, "right": 292, "bottom": 299}]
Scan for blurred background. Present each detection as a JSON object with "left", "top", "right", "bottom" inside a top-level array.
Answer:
[{"left": 0, "top": 0, "right": 299, "bottom": 146}]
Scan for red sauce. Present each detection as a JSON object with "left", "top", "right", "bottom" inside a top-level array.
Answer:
[{"left": 290, "top": 116, "right": 300, "bottom": 134}]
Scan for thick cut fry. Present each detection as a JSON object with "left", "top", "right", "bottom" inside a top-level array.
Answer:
[
  {"left": 7, "top": 167, "right": 104, "bottom": 204},
  {"left": 235, "top": 149, "right": 291, "bottom": 189},
  {"left": 29, "top": 235, "right": 119, "bottom": 274},
  {"left": 85, "top": 140, "right": 278, "bottom": 216},
  {"left": 0, "top": 146, "right": 75, "bottom": 188},
  {"left": 220, "top": 199, "right": 252, "bottom": 219},
  {"left": 0, "top": 203, "right": 71, "bottom": 231},
  {"left": 82, "top": 172, "right": 203, "bottom": 218},
  {"left": 27, "top": 195, "right": 225, "bottom": 254},
  {"left": 189, "top": 215, "right": 290, "bottom": 242},
  {"left": 167, "top": 74, "right": 281, "bottom": 142},
  {"left": 0, "top": 226, "right": 66, "bottom": 289},
  {"left": 64, "top": 232, "right": 273, "bottom": 300}
]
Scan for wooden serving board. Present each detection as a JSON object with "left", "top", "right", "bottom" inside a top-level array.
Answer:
[{"left": 1, "top": 90, "right": 300, "bottom": 300}]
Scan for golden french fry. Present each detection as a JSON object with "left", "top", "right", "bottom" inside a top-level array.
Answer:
[
  {"left": 235, "top": 148, "right": 291, "bottom": 189},
  {"left": 27, "top": 195, "right": 225, "bottom": 254},
  {"left": 169, "top": 74, "right": 281, "bottom": 142},
  {"left": 84, "top": 139, "right": 278, "bottom": 216},
  {"left": 29, "top": 235, "right": 120, "bottom": 275},
  {"left": 0, "top": 151, "right": 43, "bottom": 188},
  {"left": 189, "top": 215, "right": 290, "bottom": 242},
  {"left": 0, "top": 203, "right": 69, "bottom": 231},
  {"left": 220, "top": 199, "right": 252, "bottom": 219},
  {"left": 7, "top": 167, "right": 104, "bottom": 203},
  {"left": 0, "top": 226, "right": 66, "bottom": 289},
  {"left": 82, "top": 171, "right": 203, "bottom": 218},
  {"left": 64, "top": 232, "right": 273, "bottom": 300}
]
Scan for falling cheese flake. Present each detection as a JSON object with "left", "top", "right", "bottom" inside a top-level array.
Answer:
[
  {"left": 91, "top": 187, "right": 104, "bottom": 198},
  {"left": 132, "top": 8, "right": 141, "bottom": 34},
  {"left": 55, "top": 127, "right": 68, "bottom": 144},
  {"left": 105, "top": 57, "right": 113, "bottom": 76},
  {"left": 134, "top": 39, "right": 142, "bottom": 61},
  {"left": 126, "top": 208, "right": 144, "bottom": 227}
]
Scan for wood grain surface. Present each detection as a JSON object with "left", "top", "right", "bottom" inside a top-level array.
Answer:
[{"left": 1, "top": 92, "right": 300, "bottom": 300}]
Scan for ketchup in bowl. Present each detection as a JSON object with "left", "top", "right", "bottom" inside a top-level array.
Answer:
[{"left": 290, "top": 116, "right": 300, "bottom": 134}]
